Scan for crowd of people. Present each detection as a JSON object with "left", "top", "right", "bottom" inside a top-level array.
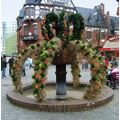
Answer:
[{"left": 1, "top": 56, "right": 33, "bottom": 79}]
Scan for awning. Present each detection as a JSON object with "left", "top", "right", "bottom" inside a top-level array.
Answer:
[
  {"left": 103, "top": 41, "right": 119, "bottom": 48},
  {"left": 98, "top": 48, "right": 119, "bottom": 51},
  {"left": 99, "top": 40, "right": 119, "bottom": 51}
]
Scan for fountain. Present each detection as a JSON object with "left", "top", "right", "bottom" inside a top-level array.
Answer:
[{"left": 7, "top": 11, "right": 114, "bottom": 112}]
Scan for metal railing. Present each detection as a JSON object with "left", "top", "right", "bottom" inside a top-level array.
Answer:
[{"left": 20, "top": 34, "right": 38, "bottom": 41}]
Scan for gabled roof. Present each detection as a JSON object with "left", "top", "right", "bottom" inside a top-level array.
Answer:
[
  {"left": 18, "top": 7, "right": 24, "bottom": 18},
  {"left": 25, "top": 0, "right": 42, "bottom": 5},
  {"left": 25, "top": 0, "right": 35, "bottom": 4},
  {"left": 110, "top": 16, "right": 119, "bottom": 30},
  {"left": 52, "top": 1, "right": 65, "bottom": 7},
  {"left": 76, "top": 7, "right": 108, "bottom": 28},
  {"left": 110, "top": 16, "right": 119, "bottom": 36},
  {"left": 87, "top": 12, "right": 92, "bottom": 22}
]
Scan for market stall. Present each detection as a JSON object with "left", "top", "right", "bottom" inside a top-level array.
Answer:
[{"left": 99, "top": 38, "right": 119, "bottom": 60}]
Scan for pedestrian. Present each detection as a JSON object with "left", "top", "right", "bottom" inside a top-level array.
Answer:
[
  {"left": 29, "top": 57, "right": 33, "bottom": 69},
  {"left": 1, "top": 56, "right": 3, "bottom": 71},
  {"left": 8, "top": 56, "right": 14, "bottom": 75},
  {"left": 25, "top": 59, "right": 30, "bottom": 69},
  {"left": 22, "top": 63, "right": 26, "bottom": 76},
  {"left": 2, "top": 56, "right": 7, "bottom": 79},
  {"left": 111, "top": 57, "right": 118, "bottom": 68}
]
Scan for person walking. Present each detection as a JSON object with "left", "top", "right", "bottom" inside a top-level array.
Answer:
[
  {"left": 2, "top": 56, "right": 7, "bottom": 79},
  {"left": 1, "top": 57, "right": 3, "bottom": 71},
  {"left": 29, "top": 57, "right": 33, "bottom": 69},
  {"left": 22, "top": 63, "right": 26, "bottom": 76},
  {"left": 8, "top": 56, "right": 14, "bottom": 75}
]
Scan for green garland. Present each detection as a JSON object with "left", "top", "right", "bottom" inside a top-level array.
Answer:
[
  {"left": 41, "top": 11, "right": 85, "bottom": 43},
  {"left": 44, "top": 12, "right": 58, "bottom": 40},
  {"left": 68, "top": 40, "right": 107, "bottom": 98},
  {"left": 69, "top": 13, "right": 85, "bottom": 40}
]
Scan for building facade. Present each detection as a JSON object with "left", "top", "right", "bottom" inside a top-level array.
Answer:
[
  {"left": 17, "top": 0, "right": 76, "bottom": 52},
  {"left": 17, "top": 0, "right": 119, "bottom": 52},
  {"left": 1, "top": 22, "right": 6, "bottom": 55},
  {"left": 77, "top": 3, "right": 119, "bottom": 49},
  {"left": 2, "top": 21, "right": 17, "bottom": 55}
]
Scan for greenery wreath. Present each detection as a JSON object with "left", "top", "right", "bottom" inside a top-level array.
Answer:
[{"left": 41, "top": 11, "right": 85, "bottom": 44}]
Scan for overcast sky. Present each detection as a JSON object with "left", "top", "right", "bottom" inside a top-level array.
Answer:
[{"left": 1, "top": 0, "right": 119, "bottom": 22}]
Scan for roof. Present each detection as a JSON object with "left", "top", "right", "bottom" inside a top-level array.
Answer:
[
  {"left": 110, "top": 16, "right": 119, "bottom": 36},
  {"left": 52, "top": 1, "right": 65, "bottom": 7},
  {"left": 25, "top": 0, "right": 42, "bottom": 5},
  {"left": 76, "top": 7, "right": 108, "bottom": 28},
  {"left": 103, "top": 41, "right": 119, "bottom": 48},
  {"left": 18, "top": 7, "right": 24, "bottom": 18},
  {"left": 25, "top": 0, "right": 35, "bottom": 4}
]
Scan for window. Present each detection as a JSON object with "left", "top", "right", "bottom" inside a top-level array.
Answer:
[
  {"left": 24, "top": 26, "right": 28, "bottom": 36},
  {"left": 87, "top": 31, "right": 91, "bottom": 39},
  {"left": 25, "top": 8, "right": 29, "bottom": 16},
  {"left": 25, "top": 7, "right": 34, "bottom": 17},
  {"left": 101, "top": 32, "right": 105, "bottom": 39},
  {"left": 40, "top": 9, "right": 49, "bottom": 16},
  {"left": 30, "top": 7, "right": 34, "bottom": 16},
  {"left": 33, "top": 25, "right": 37, "bottom": 35}
]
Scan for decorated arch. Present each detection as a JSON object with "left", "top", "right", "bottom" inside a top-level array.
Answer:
[{"left": 11, "top": 11, "right": 107, "bottom": 101}]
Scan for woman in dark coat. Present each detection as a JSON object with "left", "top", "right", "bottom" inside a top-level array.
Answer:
[{"left": 2, "top": 56, "right": 7, "bottom": 79}]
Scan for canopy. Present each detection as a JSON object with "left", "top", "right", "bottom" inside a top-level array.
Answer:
[
  {"left": 99, "top": 40, "right": 119, "bottom": 51},
  {"left": 99, "top": 48, "right": 119, "bottom": 51}
]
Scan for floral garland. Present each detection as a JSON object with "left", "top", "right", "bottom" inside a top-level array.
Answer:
[
  {"left": 11, "top": 41, "right": 47, "bottom": 93},
  {"left": 11, "top": 38, "right": 62, "bottom": 100},
  {"left": 67, "top": 40, "right": 107, "bottom": 98},
  {"left": 71, "top": 54, "right": 80, "bottom": 88},
  {"left": 11, "top": 38, "right": 107, "bottom": 100},
  {"left": 41, "top": 12, "right": 58, "bottom": 41},
  {"left": 32, "top": 38, "right": 62, "bottom": 101},
  {"left": 66, "top": 44, "right": 80, "bottom": 88},
  {"left": 61, "top": 13, "right": 69, "bottom": 44},
  {"left": 68, "top": 13, "right": 85, "bottom": 40},
  {"left": 41, "top": 15, "right": 50, "bottom": 41},
  {"left": 41, "top": 11, "right": 85, "bottom": 43}
]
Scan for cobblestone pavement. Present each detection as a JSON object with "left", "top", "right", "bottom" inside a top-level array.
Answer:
[{"left": 1, "top": 65, "right": 119, "bottom": 120}]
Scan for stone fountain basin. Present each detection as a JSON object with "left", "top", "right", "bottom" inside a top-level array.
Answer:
[{"left": 7, "top": 82, "right": 114, "bottom": 112}]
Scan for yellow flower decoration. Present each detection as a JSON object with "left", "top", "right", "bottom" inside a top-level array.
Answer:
[
  {"left": 18, "top": 54, "right": 22, "bottom": 57},
  {"left": 35, "top": 85, "right": 38, "bottom": 89},
  {"left": 39, "top": 64, "right": 42, "bottom": 68},
  {"left": 43, "top": 48, "right": 46, "bottom": 50}
]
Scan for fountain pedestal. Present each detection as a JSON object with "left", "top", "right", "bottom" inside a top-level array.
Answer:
[
  {"left": 56, "top": 64, "right": 67, "bottom": 99},
  {"left": 52, "top": 49, "right": 69, "bottom": 100},
  {"left": 52, "top": 23, "right": 70, "bottom": 100}
]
